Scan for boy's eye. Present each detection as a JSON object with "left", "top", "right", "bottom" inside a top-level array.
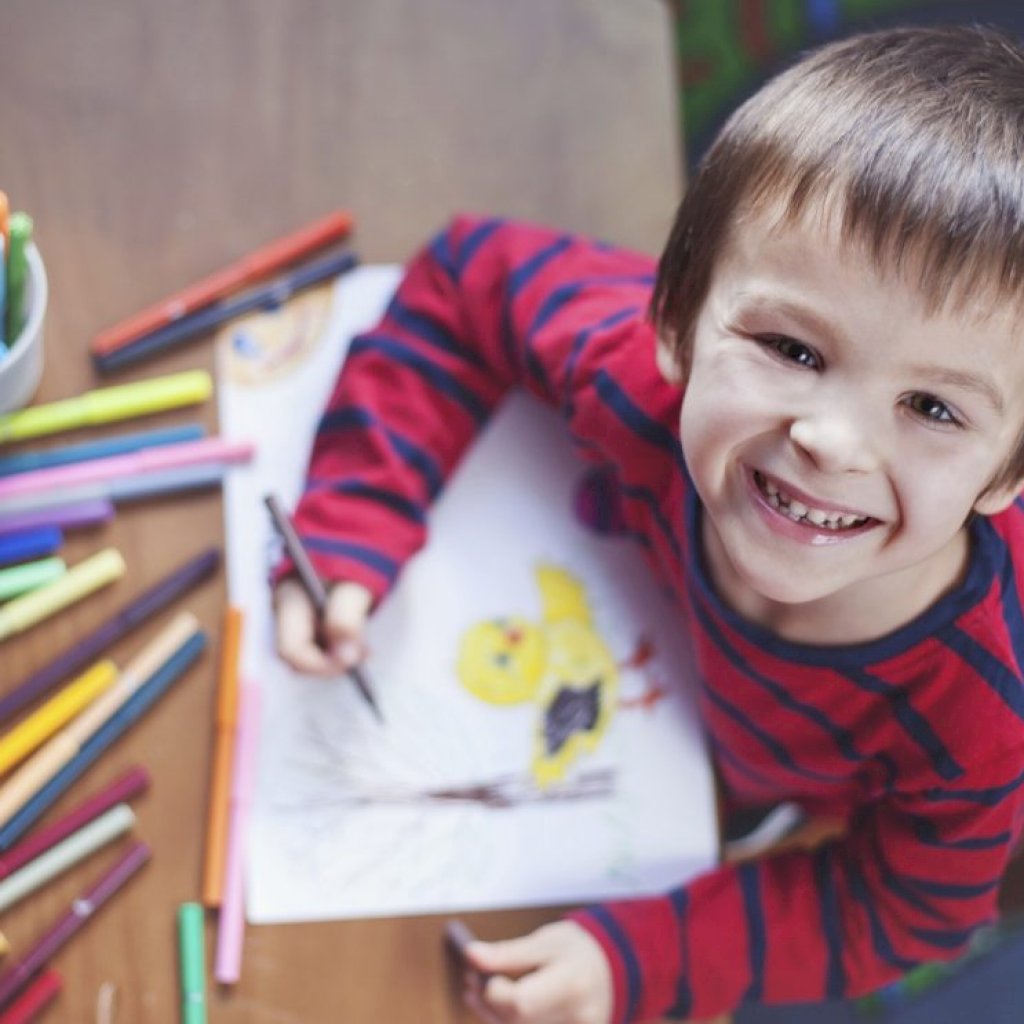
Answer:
[
  {"left": 758, "top": 335, "right": 821, "bottom": 369},
  {"left": 904, "top": 392, "right": 961, "bottom": 426}
]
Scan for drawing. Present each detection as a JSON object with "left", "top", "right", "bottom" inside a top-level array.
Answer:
[
  {"left": 220, "top": 267, "right": 718, "bottom": 922},
  {"left": 458, "top": 564, "right": 665, "bottom": 788},
  {"left": 218, "top": 282, "right": 334, "bottom": 387}
]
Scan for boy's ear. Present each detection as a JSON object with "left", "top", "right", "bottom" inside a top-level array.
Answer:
[
  {"left": 655, "top": 331, "right": 685, "bottom": 386},
  {"left": 973, "top": 477, "right": 1024, "bottom": 517}
]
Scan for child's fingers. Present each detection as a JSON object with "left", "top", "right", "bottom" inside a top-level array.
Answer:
[
  {"left": 323, "top": 581, "right": 373, "bottom": 667},
  {"left": 274, "top": 578, "right": 335, "bottom": 675},
  {"left": 466, "top": 925, "right": 562, "bottom": 976}
]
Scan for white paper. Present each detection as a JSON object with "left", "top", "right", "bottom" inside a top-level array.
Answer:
[{"left": 218, "top": 265, "right": 717, "bottom": 923}]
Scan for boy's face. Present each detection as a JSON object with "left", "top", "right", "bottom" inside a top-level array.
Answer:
[{"left": 659, "top": 208, "right": 1024, "bottom": 641}]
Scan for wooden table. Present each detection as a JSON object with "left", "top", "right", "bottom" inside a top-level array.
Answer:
[{"left": 0, "top": 3, "right": 681, "bottom": 1020}]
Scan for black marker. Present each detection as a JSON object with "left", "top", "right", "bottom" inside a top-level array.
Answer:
[{"left": 264, "top": 493, "right": 384, "bottom": 723}]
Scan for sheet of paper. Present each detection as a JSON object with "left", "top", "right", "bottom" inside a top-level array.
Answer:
[{"left": 218, "top": 265, "right": 717, "bottom": 923}]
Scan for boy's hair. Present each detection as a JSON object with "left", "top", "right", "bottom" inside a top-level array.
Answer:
[{"left": 652, "top": 25, "right": 1024, "bottom": 491}]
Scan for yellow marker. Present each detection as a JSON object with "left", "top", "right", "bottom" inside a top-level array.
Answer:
[
  {"left": 0, "top": 370, "right": 212, "bottom": 445},
  {"left": 0, "top": 612, "right": 199, "bottom": 827},
  {"left": 0, "top": 660, "right": 118, "bottom": 776},
  {"left": 0, "top": 926, "right": 8, "bottom": 958},
  {"left": 0, "top": 548, "right": 126, "bottom": 643}
]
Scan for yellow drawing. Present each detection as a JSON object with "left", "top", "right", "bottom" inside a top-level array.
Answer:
[{"left": 457, "top": 565, "right": 620, "bottom": 788}]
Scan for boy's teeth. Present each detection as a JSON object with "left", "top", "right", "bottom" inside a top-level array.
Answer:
[{"left": 755, "top": 471, "right": 867, "bottom": 530}]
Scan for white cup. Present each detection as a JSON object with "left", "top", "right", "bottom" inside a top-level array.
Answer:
[{"left": 0, "top": 243, "right": 47, "bottom": 414}]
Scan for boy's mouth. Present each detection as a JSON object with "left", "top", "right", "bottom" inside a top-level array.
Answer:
[{"left": 752, "top": 470, "right": 873, "bottom": 531}]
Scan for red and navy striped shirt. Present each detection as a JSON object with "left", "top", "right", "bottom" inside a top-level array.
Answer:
[{"left": 291, "top": 216, "right": 1024, "bottom": 1022}]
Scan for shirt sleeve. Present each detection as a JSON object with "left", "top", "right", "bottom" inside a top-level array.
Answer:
[
  {"left": 569, "top": 744, "right": 1024, "bottom": 1021},
  {"left": 287, "top": 214, "right": 659, "bottom": 599}
]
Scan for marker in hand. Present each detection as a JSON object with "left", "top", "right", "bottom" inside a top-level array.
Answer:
[{"left": 263, "top": 493, "right": 384, "bottom": 724}]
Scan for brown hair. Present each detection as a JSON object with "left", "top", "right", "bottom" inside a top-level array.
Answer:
[{"left": 651, "top": 25, "right": 1024, "bottom": 490}]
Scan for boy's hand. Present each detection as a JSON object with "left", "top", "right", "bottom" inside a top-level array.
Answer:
[
  {"left": 273, "top": 576, "right": 373, "bottom": 676},
  {"left": 462, "top": 921, "right": 613, "bottom": 1024}
]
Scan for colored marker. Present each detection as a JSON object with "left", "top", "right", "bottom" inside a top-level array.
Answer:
[
  {"left": 0, "top": 423, "right": 206, "bottom": 477},
  {"left": 0, "top": 436, "right": 253, "bottom": 501},
  {"left": 0, "top": 628, "right": 207, "bottom": 849},
  {"left": 0, "top": 547, "right": 125, "bottom": 643},
  {"left": 0, "top": 526, "right": 62, "bottom": 566},
  {"left": 92, "top": 209, "right": 354, "bottom": 355},
  {"left": 0, "top": 969, "right": 61, "bottom": 1024},
  {"left": 0, "top": 499, "right": 114, "bottom": 537},
  {"left": 202, "top": 605, "right": 243, "bottom": 907},
  {"left": 445, "top": 919, "right": 493, "bottom": 988},
  {"left": 0, "top": 369, "right": 212, "bottom": 445},
  {"left": 0, "top": 615, "right": 194, "bottom": 828},
  {"left": 0, "top": 557, "right": 65, "bottom": 602},
  {"left": 95, "top": 248, "right": 359, "bottom": 373},
  {"left": 0, "top": 765, "right": 149, "bottom": 880},
  {"left": 0, "top": 803, "right": 135, "bottom": 912},
  {"left": 263, "top": 493, "right": 383, "bottom": 722},
  {"left": 0, "top": 236, "right": 6, "bottom": 354},
  {"left": 214, "top": 682, "right": 261, "bottom": 984},
  {"left": 0, "top": 547, "right": 218, "bottom": 727},
  {"left": 4, "top": 214, "right": 31, "bottom": 346},
  {"left": 0, "top": 614, "right": 197, "bottom": 823},
  {"left": 0, "top": 841, "right": 150, "bottom": 1010},
  {"left": 0, "top": 462, "right": 228, "bottom": 519},
  {"left": 0, "top": 193, "right": 8, "bottom": 271},
  {"left": 0, "top": 660, "right": 118, "bottom": 776},
  {"left": 178, "top": 902, "right": 207, "bottom": 1023}
]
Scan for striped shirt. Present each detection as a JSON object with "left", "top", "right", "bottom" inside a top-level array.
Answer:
[{"left": 291, "top": 216, "right": 1024, "bottom": 1021}]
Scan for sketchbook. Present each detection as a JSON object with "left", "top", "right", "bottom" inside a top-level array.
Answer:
[{"left": 217, "top": 265, "right": 717, "bottom": 923}]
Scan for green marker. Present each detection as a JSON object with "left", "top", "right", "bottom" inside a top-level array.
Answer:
[
  {"left": 0, "top": 556, "right": 65, "bottom": 602},
  {"left": 6, "top": 212, "right": 33, "bottom": 345},
  {"left": 178, "top": 901, "right": 207, "bottom": 1024}
]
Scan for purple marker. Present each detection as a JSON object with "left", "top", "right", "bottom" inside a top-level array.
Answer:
[
  {"left": 0, "top": 841, "right": 150, "bottom": 1010},
  {"left": 0, "top": 546, "right": 219, "bottom": 726},
  {"left": 0, "top": 498, "right": 115, "bottom": 537}
]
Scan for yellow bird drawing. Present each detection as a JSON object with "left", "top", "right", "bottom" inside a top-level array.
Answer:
[{"left": 456, "top": 564, "right": 619, "bottom": 787}]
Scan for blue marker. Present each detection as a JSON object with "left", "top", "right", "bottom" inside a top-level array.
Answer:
[
  {"left": 0, "top": 631, "right": 206, "bottom": 850},
  {"left": 0, "top": 423, "right": 206, "bottom": 478},
  {"left": 0, "top": 525, "right": 62, "bottom": 566}
]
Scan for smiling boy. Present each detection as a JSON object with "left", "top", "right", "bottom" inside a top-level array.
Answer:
[{"left": 274, "top": 25, "right": 1024, "bottom": 1023}]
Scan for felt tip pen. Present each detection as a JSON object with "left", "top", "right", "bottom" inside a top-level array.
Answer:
[
  {"left": 94, "top": 248, "right": 359, "bottom": 374},
  {"left": 0, "top": 370, "right": 212, "bottom": 445},
  {"left": 92, "top": 209, "right": 354, "bottom": 355},
  {"left": 202, "top": 606, "right": 243, "bottom": 908},
  {"left": 0, "top": 525, "right": 63, "bottom": 566},
  {"left": 0, "top": 765, "right": 150, "bottom": 881},
  {"left": 0, "top": 841, "right": 150, "bottom": 1010},
  {"left": 178, "top": 902, "right": 208, "bottom": 1023},
  {"left": 0, "top": 422, "right": 206, "bottom": 478},
  {"left": 0, "top": 547, "right": 218, "bottom": 727},
  {"left": 263, "top": 493, "right": 383, "bottom": 723}
]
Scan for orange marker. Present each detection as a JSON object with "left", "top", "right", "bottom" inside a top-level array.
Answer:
[
  {"left": 201, "top": 605, "right": 243, "bottom": 907},
  {"left": 91, "top": 209, "right": 354, "bottom": 356}
]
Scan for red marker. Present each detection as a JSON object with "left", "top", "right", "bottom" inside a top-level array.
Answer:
[{"left": 92, "top": 209, "right": 354, "bottom": 355}]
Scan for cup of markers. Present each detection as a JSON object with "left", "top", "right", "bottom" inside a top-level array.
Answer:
[{"left": 0, "top": 199, "right": 47, "bottom": 415}]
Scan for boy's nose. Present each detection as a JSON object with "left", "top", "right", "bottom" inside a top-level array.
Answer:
[{"left": 788, "top": 411, "right": 877, "bottom": 475}]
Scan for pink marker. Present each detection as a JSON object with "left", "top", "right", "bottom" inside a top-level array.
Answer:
[
  {"left": 0, "top": 437, "right": 254, "bottom": 501},
  {"left": 214, "top": 682, "right": 262, "bottom": 985}
]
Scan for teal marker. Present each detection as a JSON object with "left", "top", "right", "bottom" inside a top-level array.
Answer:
[
  {"left": 178, "top": 901, "right": 207, "bottom": 1024},
  {"left": 6, "top": 213, "right": 33, "bottom": 345}
]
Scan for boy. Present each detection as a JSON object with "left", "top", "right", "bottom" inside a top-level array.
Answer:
[{"left": 274, "top": 25, "right": 1024, "bottom": 1023}]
